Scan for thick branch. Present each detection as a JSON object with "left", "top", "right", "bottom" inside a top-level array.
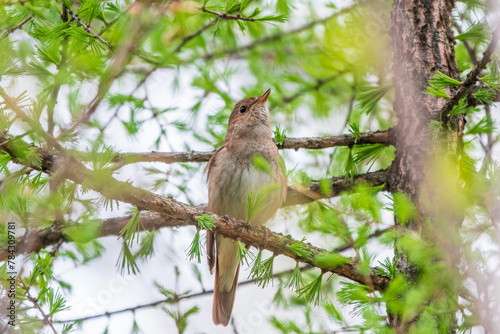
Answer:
[
  {"left": 441, "top": 26, "right": 500, "bottom": 124},
  {"left": 113, "top": 129, "right": 394, "bottom": 166},
  {"left": 276, "top": 129, "right": 394, "bottom": 149},
  {"left": 0, "top": 131, "right": 390, "bottom": 291},
  {"left": 284, "top": 168, "right": 391, "bottom": 206}
]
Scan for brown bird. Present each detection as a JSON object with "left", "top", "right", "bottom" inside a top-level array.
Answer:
[{"left": 205, "top": 89, "right": 287, "bottom": 326}]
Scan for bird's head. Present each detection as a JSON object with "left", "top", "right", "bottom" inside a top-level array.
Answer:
[{"left": 225, "top": 89, "right": 272, "bottom": 141}]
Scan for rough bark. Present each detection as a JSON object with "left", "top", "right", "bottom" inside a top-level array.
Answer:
[{"left": 389, "top": 0, "right": 461, "bottom": 330}]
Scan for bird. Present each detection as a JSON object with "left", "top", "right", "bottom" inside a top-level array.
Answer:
[{"left": 205, "top": 88, "right": 287, "bottom": 326}]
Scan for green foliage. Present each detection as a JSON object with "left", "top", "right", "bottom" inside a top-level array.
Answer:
[
  {"left": 285, "top": 262, "right": 305, "bottom": 292},
  {"left": 356, "top": 85, "right": 393, "bottom": 114},
  {"left": 425, "top": 86, "right": 450, "bottom": 98},
  {"left": 46, "top": 288, "right": 70, "bottom": 316},
  {"left": 313, "top": 252, "right": 350, "bottom": 267},
  {"left": 337, "top": 281, "right": 372, "bottom": 316},
  {"left": 162, "top": 304, "right": 200, "bottom": 334},
  {"left": 250, "top": 251, "right": 275, "bottom": 288},
  {"left": 135, "top": 230, "right": 157, "bottom": 260},
  {"left": 347, "top": 122, "right": 361, "bottom": 139},
  {"left": 27, "top": 252, "right": 54, "bottom": 287},
  {"left": 428, "top": 120, "right": 444, "bottom": 140},
  {"left": 428, "top": 71, "right": 463, "bottom": 87},
  {"left": 186, "top": 230, "right": 202, "bottom": 263},
  {"left": 0, "top": 39, "right": 24, "bottom": 78},
  {"left": 298, "top": 272, "right": 323, "bottom": 305},
  {"left": 473, "top": 89, "right": 496, "bottom": 105},
  {"left": 425, "top": 71, "right": 465, "bottom": 99},
  {"left": 455, "top": 21, "right": 490, "bottom": 44},
  {"left": 118, "top": 209, "right": 144, "bottom": 247},
  {"left": 269, "top": 316, "right": 303, "bottom": 333},
  {"left": 450, "top": 98, "right": 479, "bottom": 117},
  {"left": 386, "top": 192, "right": 417, "bottom": 224},
  {"left": 273, "top": 125, "right": 287, "bottom": 145},
  {"left": 353, "top": 144, "right": 390, "bottom": 171},
  {"left": 195, "top": 214, "right": 216, "bottom": 230},
  {"left": 323, "top": 301, "right": 346, "bottom": 325},
  {"left": 288, "top": 237, "right": 313, "bottom": 259},
  {"left": 376, "top": 256, "right": 398, "bottom": 279},
  {"left": 252, "top": 154, "right": 273, "bottom": 174},
  {"left": 116, "top": 241, "right": 140, "bottom": 275},
  {"left": 246, "top": 185, "right": 278, "bottom": 221},
  {"left": 480, "top": 73, "right": 500, "bottom": 91},
  {"left": 344, "top": 148, "right": 357, "bottom": 182},
  {"left": 465, "top": 116, "right": 495, "bottom": 135},
  {"left": 236, "top": 240, "right": 253, "bottom": 265}
]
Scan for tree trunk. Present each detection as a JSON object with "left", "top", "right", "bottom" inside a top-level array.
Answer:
[{"left": 389, "top": 0, "right": 461, "bottom": 330}]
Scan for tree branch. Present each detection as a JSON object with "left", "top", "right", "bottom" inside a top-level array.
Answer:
[
  {"left": 173, "top": 20, "right": 217, "bottom": 53},
  {"left": 0, "top": 131, "right": 391, "bottom": 291},
  {"left": 200, "top": 7, "right": 259, "bottom": 22},
  {"left": 112, "top": 129, "right": 394, "bottom": 166},
  {"left": 55, "top": 266, "right": 306, "bottom": 323},
  {"left": 284, "top": 168, "right": 391, "bottom": 206},
  {"left": 281, "top": 72, "right": 346, "bottom": 104},
  {"left": 440, "top": 25, "right": 500, "bottom": 124},
  {"left": 64, "top": 7, "right": 113, "bottom": 50},
  {"left": 0, "top": 13, "right": 33, "bottom": 39},
  {"left": 454, "top": 22, "right": 478, "bottom": 65},
  {"left": 202, "top": 3, "right": 358, "bottom": 62},
  {"left": 20, "top": 280, "right": 57, "bottom": 334}
]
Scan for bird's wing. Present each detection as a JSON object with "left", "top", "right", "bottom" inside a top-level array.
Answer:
[
  {"left": 205, "top": 144, "right": 227, "bottom": 274},
  {"left": 204, "top": 145, "right": 227, "bottom": 179}
]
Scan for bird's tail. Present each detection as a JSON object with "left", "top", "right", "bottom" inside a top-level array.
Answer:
[{"left": 212, "top": 240, "right": 240, "bottom": 326}]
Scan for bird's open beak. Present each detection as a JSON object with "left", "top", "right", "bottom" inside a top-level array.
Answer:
[{"left": 256, "top": 88, "right": 271, "bottom": 103}]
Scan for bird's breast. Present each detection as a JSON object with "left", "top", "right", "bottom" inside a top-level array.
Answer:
[{"left": 208, "top": 146, "right": 286, "bottom": 226}]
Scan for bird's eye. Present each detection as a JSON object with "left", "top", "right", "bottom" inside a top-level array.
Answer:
[{"left": 239, "top": 106, "right": 247, "bottom": 113}]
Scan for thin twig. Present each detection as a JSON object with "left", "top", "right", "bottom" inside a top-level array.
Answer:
[
  {"left": 202, "top": 3, "right": 357, "bottom": 61},
  {"left": 454, "top": 22, "right": 478, "bottom": 65},
  {"left": 201, "top": 7, "right": 258, "bottom": 22},
  {"left": 441, "top": 25, "right": 500, "bottom": 124},
  {"left": 282, "top": 72, "right": 346, "bottom": 104},
  {"left": 59, "top": 14, "right": 154, "bottom": 137},
  {"left": 52, "top": 225, "right": 393, "bottom": 324},
  {"left": 111, "top": 129, "right": 394, "bottom": 167},
  {"left": 0, "top": 0, "right": 30, "bottom": 6},
  {"left": 54, "top": 267, "right": 303, "bottom": 323},
  {"left": 98, "top": 1, "right": 139, "bottom": 35},
  {"left": 455, "top": 23, "right": 496, "bottom": 167},
  {"left": 1, "top": 13, "right": 33, "bottom": 39},
  {"left": 20, "top": 281, "right": 58, "bottom": 334},
  {"left": 124, "top": 19, "right": 217, "bottom": 105},
  {"left": 64, "top": 7, "right": 113, "bottom": 49},
  {"left": 173, "top": 20, "right": 216, "bottom": 53}
]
